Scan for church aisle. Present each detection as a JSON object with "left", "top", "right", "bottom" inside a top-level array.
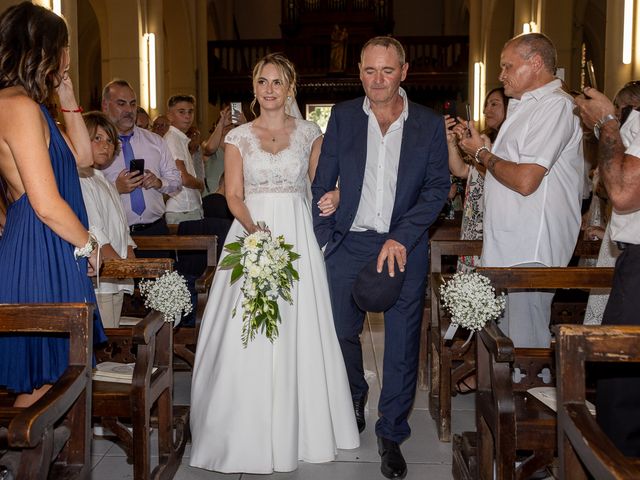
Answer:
[{"left": 89, "top": 313, "right": 476, "bottom": 479}]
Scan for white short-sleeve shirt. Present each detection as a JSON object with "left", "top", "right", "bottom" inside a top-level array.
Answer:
[
  {"left": 481, "top": 79, "right": 584, "bottom": 267},
  {"left": 165, "top": 126, "right": 203, "bottom": 214}
]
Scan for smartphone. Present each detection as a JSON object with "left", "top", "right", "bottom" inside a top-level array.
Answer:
[
  {"left": 129, "top": 158, "right": 145, "bottom": 176},
  {"left": 443, "top": 100, "right": 457, "bottom": 120},
  {"left": 585, "top": 60, "right": 597, "bottom": 90},
  {"left": 230, "top": 102, "right": 242, "bottom": 124},
  {"left": 465, "top": 104, "right": 472, "bottom": 134}
]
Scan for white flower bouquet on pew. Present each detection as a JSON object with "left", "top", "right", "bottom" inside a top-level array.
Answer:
[
  {"left": 440, "top": 272, "right": 506, "bottom": 332},
  {"left": 139, "top": 270, "right": 192, "bottom": 325},
  {"left": 219, "top": 224, "right": 300, "bottom": 347}
]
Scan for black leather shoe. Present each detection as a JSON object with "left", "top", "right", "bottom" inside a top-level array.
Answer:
[
  {"left": 353, "top": 395, "right": 367, "bottom": 433},
  {"left": 377, "top": 436, "right": 407, "bottom": 479}
]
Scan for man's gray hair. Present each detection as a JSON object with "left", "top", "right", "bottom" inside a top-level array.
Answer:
[
  {"left": 102, "top": 79, "right": 135, "bottom": 103},
  {"left": 360, "top": 36, "right": 406, "bottom": 65},
  {"left": 506, "top": 33, "right": 557, "bottom": 75}
]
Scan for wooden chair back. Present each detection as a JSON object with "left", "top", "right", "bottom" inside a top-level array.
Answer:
[
  {"left": 95, "top": 258, "right": 188, "bottom": 480},
  {"left": 427, "top": 240, "right": 482, "bottom": 441},
  {"left": 554, "top": 324, "right": 640, "bottom": 480},
  {"left": 450, "top": 267, "right": 614, "bottom": 479},
  {"left": 131, "top": 235, "right": 218, "bottom": 369},
  {"left": 0, "top": 303, "right": 92, "bottom": 479}
]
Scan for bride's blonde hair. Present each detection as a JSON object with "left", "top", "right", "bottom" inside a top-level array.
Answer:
[{"left": 250, "top": 53, "right": 297, "bottom": 117}]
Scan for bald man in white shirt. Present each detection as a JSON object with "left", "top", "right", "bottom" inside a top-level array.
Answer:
[{"left": 460, "top": 32, "right": 583, "bottom": 348}]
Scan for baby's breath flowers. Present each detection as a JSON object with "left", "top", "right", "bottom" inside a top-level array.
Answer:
[
  {"left": 139, "top": 270, "right": 192, "bottom": 324},
  {"left": 219, "top": 226, "right": 300, "bottom": 347},
  {"left": 440, "top": 272, "right": 506, "bottom": 331}
]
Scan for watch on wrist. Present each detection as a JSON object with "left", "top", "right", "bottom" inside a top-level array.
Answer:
[{"left": 593, "top": 113, "right": 619, "bottom": 140}]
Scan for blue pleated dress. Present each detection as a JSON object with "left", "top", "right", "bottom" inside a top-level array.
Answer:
[{"left": 0, "top": 104, "right": 107, "bottom": 394}]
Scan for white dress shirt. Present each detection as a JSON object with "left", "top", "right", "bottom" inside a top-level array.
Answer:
[
  {"left": 351, "top": 87, "right": 409, "bottom": 233},
  {"left": 482, "top": 79, "right": 583, "bottom": 267},
  {"left": 102, "top": 126, "right": 182, "bottom": 226},
  {"left": 79, "top": 168, "right": 135, "bottom": 294},
  {"left": 165, "top": 126, "right": 203, "bottom": 214}
]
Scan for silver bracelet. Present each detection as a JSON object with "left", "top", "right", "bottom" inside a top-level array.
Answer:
[
  {"left": 474, "top": 146, "right": 490, "bottom": 165},
  {"left": 74, "top": 232, "right": 98, "bottom": 259}
]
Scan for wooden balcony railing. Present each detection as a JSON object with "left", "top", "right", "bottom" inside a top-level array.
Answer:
[{"left": 207, "top": 35, "right": 469, "bottom": 104}]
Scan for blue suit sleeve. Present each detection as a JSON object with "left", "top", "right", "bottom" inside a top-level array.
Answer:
[{"left": 311, "top": 107, "right": 340, "bottom": 248}]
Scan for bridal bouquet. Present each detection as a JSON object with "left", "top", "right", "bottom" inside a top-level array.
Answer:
[
  {"left": 220, "top": 225, "right": 300, "bottom": 347},
  {"left": 139, "top": 270, "right": 193, "bottom": 325},
  {"left": 440, "top": 272, "right": 506, "bottom": 332}
]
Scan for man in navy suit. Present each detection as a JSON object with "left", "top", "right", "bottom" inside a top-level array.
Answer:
[{"left": 312, "top": 36, "right": 449, "bottom": 479}]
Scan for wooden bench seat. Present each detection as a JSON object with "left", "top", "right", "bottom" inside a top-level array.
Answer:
[
  {"left": 131, "top": 235, "right": 218, "bottom": 370},
  {"left": 0, "top": 304, "right": 92, "bottom": 480},
  {"left": 447, "top": 266, "right": 614, "bottom": 479},
  {"left": 428, "top": 239, "right": 603, "bottom": 442},
  {"left": 95, "top": 258, "right": 187, "bottom": 480},
  {"left": 555, "top": 324, "right": 640, "bottom": 479}
]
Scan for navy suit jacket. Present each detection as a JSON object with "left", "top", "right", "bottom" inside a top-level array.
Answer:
[{"left": 311, "top": 96, "right": 450, "bottom": 260}]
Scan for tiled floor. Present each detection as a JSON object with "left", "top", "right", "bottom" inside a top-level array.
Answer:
[{"left": 90, "top": 313, "right": 476, "bottom": 479}]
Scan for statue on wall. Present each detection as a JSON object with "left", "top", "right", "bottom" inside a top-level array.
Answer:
[{"left": 329, "top": 24, "right": 348, "bottom": 73}]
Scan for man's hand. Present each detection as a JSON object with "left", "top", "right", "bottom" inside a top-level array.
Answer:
[
  {"left": 574, "top": 87, "right": 616, "bottom": 130},
  {"left": 115, "top": 169, "right": 143, "bottom": 193},
  {"left": 458, "top": 120, "right": 487, "bottom": 158},
  {"left": 142, "top": 170, "right": 162, "bottom": 190},
  {"left": 317, "top": 189, "right": 340, "bottom": 216},
  {"left": 377, "top": 239, "right": 406, "bottom": 277}
]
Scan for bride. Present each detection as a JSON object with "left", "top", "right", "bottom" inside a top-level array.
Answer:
[{"left": 189, "top": 53, "right": 359, "bottom": 474}]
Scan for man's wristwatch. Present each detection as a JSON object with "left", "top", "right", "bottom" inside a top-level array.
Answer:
[{"left": 593, "top": 113, "right": 619, "bottom": 140}]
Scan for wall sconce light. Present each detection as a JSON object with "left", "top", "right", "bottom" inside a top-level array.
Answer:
[
  {"left": 144, "top": 33, "right": 157, "bottom": 110},
  {"left": 623, "top": 0, "right": 634, "bottom": 64},
  {"left": 473, "top": 62, "right": 484, "bottom": 122}
]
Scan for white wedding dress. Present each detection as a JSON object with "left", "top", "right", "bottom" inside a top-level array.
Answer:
[{"left": 189, "top": 119, "right": 360, "bottom": 474}]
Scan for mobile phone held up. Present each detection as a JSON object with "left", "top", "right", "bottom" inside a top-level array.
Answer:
[
  {"left": 585, "top": 60, "right": 597, "bottom": 90},
  {"left": 230, "top": 102, "right": 242, "bottom": 124},
  {"left": 443, "top": 100, "right": 457, "bottom": 120},
  {"left": 129, "top": 158, "right": 145, "bottom": 176}
]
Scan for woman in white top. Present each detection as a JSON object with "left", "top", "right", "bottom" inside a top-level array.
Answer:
[{"left": 79, "top": 111, "right": 136, "bottom": 327}]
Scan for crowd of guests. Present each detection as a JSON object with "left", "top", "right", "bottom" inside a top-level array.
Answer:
[{"left": 1, "top": 1, "right": 640, "bottom": 478}]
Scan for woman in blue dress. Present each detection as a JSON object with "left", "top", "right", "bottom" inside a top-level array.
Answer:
[{"left": 0, "top": 2, "right": 106, "bottom": 407}]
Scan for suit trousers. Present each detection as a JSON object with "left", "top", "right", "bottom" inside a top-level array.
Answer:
[
  {"left": 325, "top": 231, "right": 428, "bottom": 443},
  {"left": 596, "top": 244, "right": 640, "bottom": 457}
]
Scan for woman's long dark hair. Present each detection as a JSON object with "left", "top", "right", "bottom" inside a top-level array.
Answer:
[
  {"left": 482, "top": 87, "right": 508, "bottom": 143},
  {"left": 0, "top": 2, "right": 69, "bottom": 104}
]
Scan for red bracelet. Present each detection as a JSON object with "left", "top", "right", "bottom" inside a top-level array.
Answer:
[{"left": 60, "top": 106, "right": 83, "bottom": 113}]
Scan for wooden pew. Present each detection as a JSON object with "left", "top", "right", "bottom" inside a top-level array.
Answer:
[
  {"left": 131, "top": 235, "right": 218, "bottom": 369},
  {"left": 555, "top": 324, "right": 640, "bottom": 479},
  {"left": 95, "top": 258, "right": 188, "bottom": 480},
  {"left": 428, "top": 239, "right": 602, "bottom": 442},
  {"left": 0, "top": 303, "right": 92, "bottom": 479},
  {"left": 446, "top": 266, "right": 614, "bottom": 479},
  {"left": 427, "top": 239, "right": 482, "bottom": 441}
]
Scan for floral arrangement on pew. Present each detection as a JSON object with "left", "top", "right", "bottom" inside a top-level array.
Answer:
[
  {"left": 219, "top": 223, "right": 300, "bottom": 347},
  {"left": 139, "top": 271, "right": 192, "bottom": 325},
  {"left": 440, "top": 272, "right": 506, "bottom": 333}
]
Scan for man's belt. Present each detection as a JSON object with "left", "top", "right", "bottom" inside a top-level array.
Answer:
[{"left": 129, "top": 217, "right": 165, "bottom": 233}]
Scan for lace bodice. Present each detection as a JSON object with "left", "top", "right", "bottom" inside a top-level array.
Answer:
[{"left": 225, "top": 119, "right": 322, "bottom": 195}]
